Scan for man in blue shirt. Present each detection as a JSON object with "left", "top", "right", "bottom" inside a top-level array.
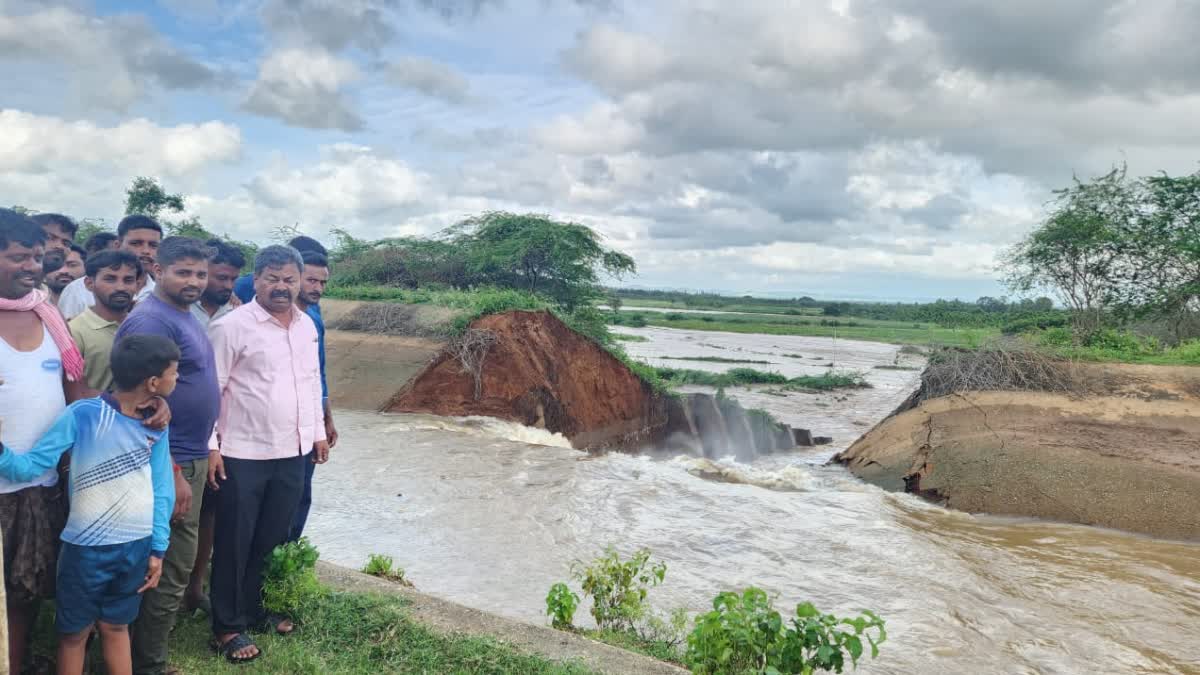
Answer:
[
  {"left": 115, "top": 237, "right": 221, "bottom": 675},
  {"left": 289, "top": 251, "right": 336, "bottom": 540}
]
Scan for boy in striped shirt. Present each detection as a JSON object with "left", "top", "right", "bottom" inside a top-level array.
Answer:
[{"left": 0, "top": 334, "right": 179, "bottom": 675}]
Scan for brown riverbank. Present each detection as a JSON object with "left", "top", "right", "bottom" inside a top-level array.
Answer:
[{"left": 834, "top": 362, "right": 1200, "bottom": 540}]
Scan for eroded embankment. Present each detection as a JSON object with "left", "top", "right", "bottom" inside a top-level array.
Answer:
[
  {"left": 834, "top": 362, "right": 1200, "bottom": 540},
  {"left": 385, "top": 310, "right": 669, "bottom": 449},
  {"left": 384, "top": 309, "right": 810, "bottom": 452}
]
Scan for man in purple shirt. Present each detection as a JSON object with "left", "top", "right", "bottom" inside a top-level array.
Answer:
[
  {"left": 115, "top": 236, "right": 221, "bottom": 675},
  {"left": 206, "top": 245, "right": 328, "bottom": 664}
]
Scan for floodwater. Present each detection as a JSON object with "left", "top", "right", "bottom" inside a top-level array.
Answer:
[{"left": 307, "top": 326, "right": 1200, "bottom": 674}]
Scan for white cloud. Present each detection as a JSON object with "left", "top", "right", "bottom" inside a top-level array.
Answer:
[
  {"left": 0, "top": 109, "right": 241, "bottom": 176},
  {"left": 386, "top": 56, "right": 472, "bottom": 104},
  {"left": 0, "top": 108, "right": 241, "bottom": 219},
  {"left": 0, "top": 5, "right": 218, "bottom": 111},
  {"left": 187, "top": 144, "right": 434, "bottom": 240},
  {"left": 243, "top": 48, "right": 364, "bottom": 130}
]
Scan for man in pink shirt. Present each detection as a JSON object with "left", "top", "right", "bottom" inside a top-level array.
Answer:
[{"left": 205, "top": 245, "right": 329, "bottom": 664}]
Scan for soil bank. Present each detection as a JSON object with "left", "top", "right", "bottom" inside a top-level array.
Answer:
[
  {"left": 317, "top": 562, "right": 686, "bottom": 675},
  {"left": 384, "top": 309, "right": 669, "bottom": 450},
  {"left": 834, "top": 362, "right": 1200, "bottom": 540}
]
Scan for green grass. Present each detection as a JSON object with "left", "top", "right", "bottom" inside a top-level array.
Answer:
[
  {"left": 611, "top": 310, "right": 995, "bottom": 347},
  {"left": 653, "top": 367, "right": 869, "bottom": 390},
  {"left": 1030, "top": 329, "right": 1200, "bottom": 366},
  {"left": 579, "top": 629, "right": 683, "bottom": 666},
  {"left": 615, "top": 297, "right": 823, "bottom": 316},
  {"left": 1054, "top": 345, "right": 1200, "bottom": 366},
  {"left": 660, "top": 356, "right": 773, "bottom": 364},
  {"left": 326, "top": 285, "right": 553, "bottom": 336},
  {"left": 611, "top": 333, "right": 649, "bottom": 342},
  {"left": 34, "top": 592, "right": 592, "bottom": 675}
]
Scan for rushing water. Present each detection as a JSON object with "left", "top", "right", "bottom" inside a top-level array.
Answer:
[{"left": 307, "top": 327, "right": 1200, "bottom": 674}]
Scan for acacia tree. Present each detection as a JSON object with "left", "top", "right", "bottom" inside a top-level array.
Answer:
[
  {"left": 124, "top": 177, "right": 256, "bottom": 270},
  {"left": 1004, "top": 167, "right": 1133, "bottom": 341},
  {"left": 1116, "top": 173, "right": 1200, "bottom": 340},
  {"left": 125, "top": 176, "right": 185, "bottom": 218},
  {"left": 448, "top": 211, "right": 636, "bottom": 308}
]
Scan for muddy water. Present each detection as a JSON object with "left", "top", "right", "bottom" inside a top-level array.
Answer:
[{"left": 308, "top": 327, "right": 1200, "bottom": 674}]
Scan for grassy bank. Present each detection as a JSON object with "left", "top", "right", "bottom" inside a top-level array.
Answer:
[
  {"left": 34, "top": 592, "right": 591, "bottom": 675},
  {"left": 615, "top": 297, "right": 822, "bottom": 317},
  {"left": 611, "top": 310, "right": 995, "bottom": 347},
  {"left": 653, "top": 366, "right": 869, "bottom": 390},
  {"left": 660, "top": 356, "right": 772, "bottom": 364},
  {"left": 326, "top": 285, "right": 552, "bottom": 335}
]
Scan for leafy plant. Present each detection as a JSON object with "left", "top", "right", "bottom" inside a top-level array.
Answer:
[
  {"left": 263, "top": 537, "right": 323, "bottom": 615},
  {"left": 545, "top": 582, "right": 580, "bottom": 630},
  {"left": 685, "top": 588, "right": 886, "bottom": 675},
  {"left": 571, "top": 547, "right": 667, "bottom": 633},
  {"left": 362, "top": 553, "right": 411, "bottom": 585}
]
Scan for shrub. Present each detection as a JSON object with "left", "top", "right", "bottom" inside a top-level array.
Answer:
[
  {"left": 627, "top": 313, "right": 648, "bottom": 327},
  {"left": 1001, "top": 313, "right": 1069, "bottom": 335},
  {"left": 546, "top": 582, "right": 580, "bottom": 630},
  {"left": 556, "top": 304, "right": 613, "bottom": 346},
  {"left": 1084, "top": 328, "right": 1159, "bottom": 355},
  {"left": 1166, "top": 339, "right": 1200, "bottom": 363},
  {"left": 362, "top": 553, "right": 410, "bottom": 585},
  {"left": 263, "top": 537, "right": 323, "bottom": 616},
  {"left": 330, "top": 247, "right": 417, "bottom": 288},
  {"left": 665, "top": 312, "right": 687, "bottom": 321},
  {"left": 548, "top": 549, "right": 688, "bottom": 664},
  {"left": 571, "top": 547, "right": 666, "bottom": 633},
  {"left": 1036, "top": 327, "right": 1074, "bottom": 348},
  {"left": 685, "top": 588, "right": 886, "bottom": 675}
]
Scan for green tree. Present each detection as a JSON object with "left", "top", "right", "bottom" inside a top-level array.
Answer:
[
  {"left": 1113, "top": 172, "right": 1200, "bottom": 340},
  {"left": 125, "top": 176, "right": 185, "bottom": 218},
  {"left": 1004, "top": 167, "right": 1132, "bottom": 340},
  {"left": 447, "top": 212, "right": 636, "bottom": 308},
  {"left": 75, "top": 218, "right": 110, "bottom": 246}
]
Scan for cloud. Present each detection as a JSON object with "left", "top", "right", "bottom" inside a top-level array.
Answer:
[
  {"left": 385, "top": 55, "right": 472, "bottom": 104},
  {"left": 179, "top": 144, "right": 436, "bottom": 241},
  {"left": 14, "top": 0, "right": 1200, "bottom": 298},
  {"left": 243, "top": 48, "right": 364, "bottom": 131},
  {"left": 0, "top": 108, "right": 241, "bottom": 219},
  {"left": 553, "top": 1, "right": 1200, "bottom": 181},
  {"left": 0, "top": 5, "right": 220, "bottom": 110},
  {"left": 260, "top": 0, "right": 397, "bottom": 52},
  {"left": 0, "top": 109, "right": 241, "bottom": 176}
]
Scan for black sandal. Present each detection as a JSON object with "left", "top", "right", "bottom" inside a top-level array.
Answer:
[
  {"left": 254, "top": 613, "right": 295, "bottom": 635},
  {"left": 210, "top": 633, "right": 261, "bottom": 664}
]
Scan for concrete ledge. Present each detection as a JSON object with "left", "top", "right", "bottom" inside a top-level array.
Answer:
[{"left": 316, "top": 562, "right": 688, "bottom": 675}]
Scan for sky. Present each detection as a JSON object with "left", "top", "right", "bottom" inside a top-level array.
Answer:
[{"left": 3, "top": 0, "right": 1200, "bottom": 301}]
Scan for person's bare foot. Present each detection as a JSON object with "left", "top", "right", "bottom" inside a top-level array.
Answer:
[{"left": 214, "top": 633, "right": 260, "bottom": 662}]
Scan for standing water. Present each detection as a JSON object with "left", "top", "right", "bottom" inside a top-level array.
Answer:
[{"left": 307, "top": 327, "right": 1200, "bottom": 674}]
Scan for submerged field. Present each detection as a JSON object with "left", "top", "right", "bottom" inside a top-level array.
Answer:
[{"left": 611, "top": 309, "right": 996, "bottom": 347}]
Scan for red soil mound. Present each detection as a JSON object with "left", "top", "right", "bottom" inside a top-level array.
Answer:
[{"left": 385, "top": 310, "right": 668, "bottom": 449}]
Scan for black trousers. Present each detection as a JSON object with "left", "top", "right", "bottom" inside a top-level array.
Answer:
[{"left": 209, "top": 454, "right": 305, "bottom": 635}]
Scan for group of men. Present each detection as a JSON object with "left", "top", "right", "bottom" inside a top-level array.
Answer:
[{"left": 0, "top": 207, "right": 337, "bottom": 672}]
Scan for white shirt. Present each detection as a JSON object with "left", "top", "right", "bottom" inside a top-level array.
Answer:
[
  {"left": 189, "top": 300, "right": 235, "bottom": 331},
  {"left": 59, "top": 275, "right": 155, "bottom": 320},
  {"left": 0, "top": 326, "right": 67, "bottom": 493}
]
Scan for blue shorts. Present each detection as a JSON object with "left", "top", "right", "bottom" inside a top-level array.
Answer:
[{"left": 55, "top": 536, "right": 152, "bottom": 634}]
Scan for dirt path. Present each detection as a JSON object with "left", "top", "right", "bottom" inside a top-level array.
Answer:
[{"left": 317, "top": 562, "right": 687, "bottom": 675}]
